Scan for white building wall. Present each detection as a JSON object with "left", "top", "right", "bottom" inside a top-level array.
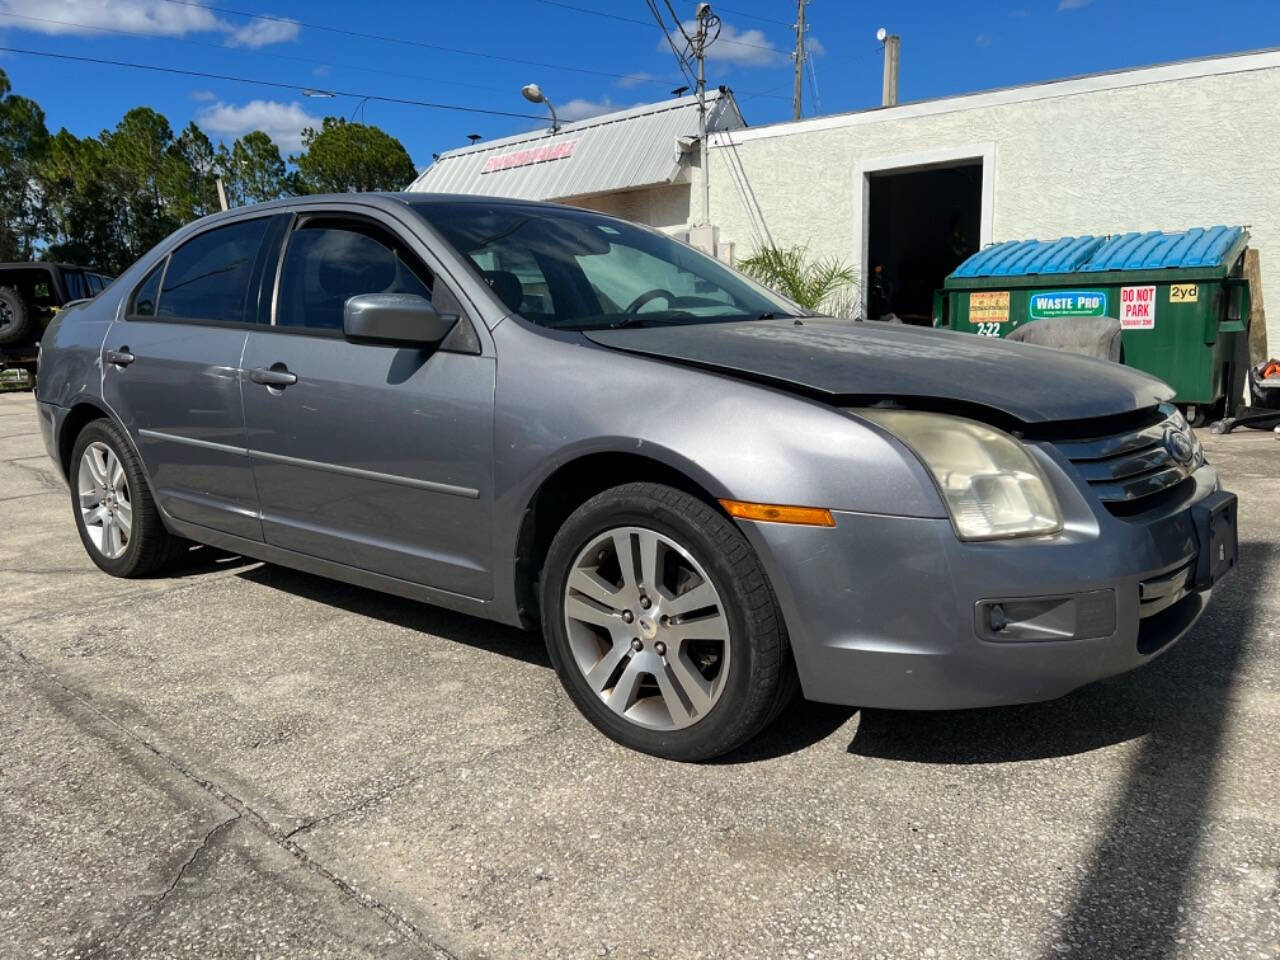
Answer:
[
  {"left": 557, "top": 184, "right": 691, "bottom": 233},
  {"left": 708, "top": 56, "right": 1280, "bottom": 348}
]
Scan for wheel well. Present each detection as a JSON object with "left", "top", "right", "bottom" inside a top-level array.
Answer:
[
  {"left": 513, "top": 453, "right": 722, "bottom": 628},
  {"left": 57, "top": 401, "right": 110, "bottom": 478}
]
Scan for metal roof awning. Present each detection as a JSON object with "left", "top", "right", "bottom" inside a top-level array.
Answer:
[{"left": 407, "top": 91, "right": 745, "bottom": 202}]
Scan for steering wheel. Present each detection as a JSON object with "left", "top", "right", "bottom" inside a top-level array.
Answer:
[{"left": 624, "top": 288, "right": 676, "bottom": 314}]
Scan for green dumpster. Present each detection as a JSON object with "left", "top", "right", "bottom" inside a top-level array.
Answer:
[{"left": 933, "top": 227, "right": 1251, "bottom": 422}]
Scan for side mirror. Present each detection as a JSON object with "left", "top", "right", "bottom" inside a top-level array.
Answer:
[{"left": 343, "top": 293, "right": 458, "bottom": 348}]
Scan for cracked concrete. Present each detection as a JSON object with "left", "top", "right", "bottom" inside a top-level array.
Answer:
[{"left": 1, "top": 390, "right": 1278, "bottom": 959}]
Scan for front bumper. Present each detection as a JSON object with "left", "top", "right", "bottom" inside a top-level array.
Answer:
[{"left": 740, "top": 465, "right": 1224, "bottom": 710}]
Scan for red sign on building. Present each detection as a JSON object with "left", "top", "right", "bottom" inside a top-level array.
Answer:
[{"left": 481, "top": 139, "right": 579, "bottom": 174}]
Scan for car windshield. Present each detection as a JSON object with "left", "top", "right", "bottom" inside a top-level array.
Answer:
[{"left": 410, "top": 200, "right": 798, "bottom": 330}]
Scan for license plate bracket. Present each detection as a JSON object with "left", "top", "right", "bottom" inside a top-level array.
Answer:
[{"left": 1191, "top": 491, "right": 1238, "bottom": 590}]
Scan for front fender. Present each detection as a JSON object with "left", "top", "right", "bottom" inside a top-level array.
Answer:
[{"left": 488, "top": 319, "right": 946, "bottom": 622}]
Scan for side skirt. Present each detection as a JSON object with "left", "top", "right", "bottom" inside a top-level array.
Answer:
[{"left": 164, "top": 515, "right": 495, "bottom": 622}]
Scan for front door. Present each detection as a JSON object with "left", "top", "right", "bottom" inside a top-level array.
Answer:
[
  {"left": 103, "top": 215, "right": 283, "bottom": 541},
  {"left": 240, "top": 212, "right": 495, "bottom": 598}
]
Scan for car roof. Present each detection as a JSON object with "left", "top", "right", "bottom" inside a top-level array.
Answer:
[
  {"left": 192, "top": 192, "right": 577, "bottom": 222},
  {"left": 0, "top": 262, "right": 100, "bottom": 272}
]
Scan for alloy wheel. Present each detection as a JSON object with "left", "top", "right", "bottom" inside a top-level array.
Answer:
[
  {"left": 77, "top": 441, "right": 132, "bottom": 559},
  {"left": 563, "top": 526, "right": 731, "bottom": 731}
]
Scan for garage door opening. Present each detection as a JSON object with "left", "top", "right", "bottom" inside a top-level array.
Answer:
[{"left": 866, "top": 161, "right": 982, "bottom": 324}]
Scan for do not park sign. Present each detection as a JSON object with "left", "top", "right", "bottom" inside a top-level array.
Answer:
[{"left": 1120, "top": 285, "right": 1157, "bottom": 329}]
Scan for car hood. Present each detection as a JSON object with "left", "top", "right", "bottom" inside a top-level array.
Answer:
[{"left": 584, "top": 319, "right": 1173, "bottom": 424}]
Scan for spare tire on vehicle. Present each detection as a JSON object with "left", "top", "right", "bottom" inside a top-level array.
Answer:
[{"left": 0, "top": 287, "right": 31, "bottom": 346}]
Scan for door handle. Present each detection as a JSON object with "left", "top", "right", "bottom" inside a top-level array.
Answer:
[
  {"left": 105, "top": 348, "right": 134, "bottom": 367},
  {"left": 248, "top": 364, "right": 298, "bottom": 387}
]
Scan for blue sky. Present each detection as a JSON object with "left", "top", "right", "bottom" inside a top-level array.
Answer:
[{"left": 0, "top": 0, "right": 1276, "bottom": 171}]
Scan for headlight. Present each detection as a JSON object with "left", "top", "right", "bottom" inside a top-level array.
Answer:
[{"left": 856, "top": 410, "right": 1063, "bottom": 541}]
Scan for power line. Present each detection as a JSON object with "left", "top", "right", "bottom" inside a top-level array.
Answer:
[
  {"left": 805, "top": 53, "right": 822, "bottom": 112},
  {"left": 645, "top": 0, "right": 696, "bottom": 88},
  {"left": 533, "top": 0, "right": 780, "bottom": 55},
  {"left": 0, "top": 46, "right": 554, "bottom": 122},
  {"left": 714, "top": 4, "right": 793, "bottom": 27},
  {"left": 0, "top": 10, "right": 519, "bottom": 98},
  {"left": 156, "top": 0, "right": 684, "bottom": 87},
  {"left": 534, "top": 0, "right": 652, "bottom": 27}
]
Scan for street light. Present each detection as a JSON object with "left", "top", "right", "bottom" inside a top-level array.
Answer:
[{"left": 521, "top": 83, "right": 560, "bottom": 134}]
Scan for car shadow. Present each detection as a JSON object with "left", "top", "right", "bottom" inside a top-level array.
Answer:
[
  {"left": 232, "top": 561, "right": 550, "bottom": 668},
  {"left": 845, "top": 541, "right": 1269, "bottom": 960}
]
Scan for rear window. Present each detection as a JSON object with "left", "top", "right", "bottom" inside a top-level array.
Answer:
[
  {"left": 62, "top": 271, "right": 87, "bottom": 301},
  {"left": 156, "top": 218, "right": 271, "bottom": 325},
  {"left": 130, "top": 262, "right": 165, "bottom": 317}
]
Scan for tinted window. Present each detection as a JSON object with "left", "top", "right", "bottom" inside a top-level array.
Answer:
[
  {"left": 62, "top": 271, "right": 87, "bottom": 301},
  {"left": 157, "top": 218, "right": 270, "bottom": 324},
  {"left": 276, "top": 221, "right": 432, "bottom": 331},
  {"left": 86, "top": 274, "right": 104, "bottom": 295},
  {"left": 130, "top": 262, "right": 165, "bottom": 317}
]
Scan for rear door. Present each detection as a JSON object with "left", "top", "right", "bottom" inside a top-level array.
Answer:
[
  {"left": 239, "top": 208, "right": 495, "bottom": 597},
  {"left": 103, "top": 214, "right": 286, "bottom": 541}
]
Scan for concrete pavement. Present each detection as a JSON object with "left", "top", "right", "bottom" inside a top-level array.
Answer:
[{"left": 1, "top": 390, "right": 1277, "bottom": 959}]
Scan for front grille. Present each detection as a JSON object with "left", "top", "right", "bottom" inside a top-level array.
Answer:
[{"left": 1051, "top": 405, "right": 1201, "bottom": 516}]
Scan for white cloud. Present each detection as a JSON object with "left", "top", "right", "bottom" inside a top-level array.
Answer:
[
  {"left": 617, "top": 71, "right": 656, "bottom": 89},
  {"left": 226, "top": 15, "right": 298, "bottom": 48},
  {"left": 975, "top": 33, "right": 993, "bottom": 47},
  {"left": 0, "top": 0, "right": 298, "bottom": 47},
  {"left": 807, "top": 35, "right": 826, "bottom": 58},
  {"left": 196, "top": 99, "right": 318, "bottom": 153},
  {"left": 557, "top": 98, "right": 618, "bottom": 123},
  {"left": 661, "top": 21, "right": 783, "bottom": 68},
  {"left": 312, "top": 63, "right": 331, "bottom": 77},
  {"left": 0, "top": 0, "right": 222, "bottom": 35},
  {"left": 1057, "top": 0, "right": 1092, "bottom": 9},
  {"left": 189, "top": 89, "right": 216, "bottom": 101}
]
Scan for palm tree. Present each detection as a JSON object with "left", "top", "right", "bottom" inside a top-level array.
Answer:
[{"left": 737, "top": 245, "right": 859, "bottom": 318}]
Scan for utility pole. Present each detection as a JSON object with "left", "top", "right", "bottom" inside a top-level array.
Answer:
[
  {"left": 792, "top": 0, "right": 807, "bottom": 121},
  {"left": 880, "top": 31, "right": 900, "bottom": 106},
  {"left": 694, "top": 2, "right": 712, "bottom": 226}
]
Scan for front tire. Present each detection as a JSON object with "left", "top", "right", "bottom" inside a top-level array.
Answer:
[
  {"left": 540, "top": 482, "right": 796, "bottom": 761},
  {"left": 70, "top": 419, "right": 187, "bottom": 577}
]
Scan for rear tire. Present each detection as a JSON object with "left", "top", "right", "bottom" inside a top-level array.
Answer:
[
  {"left": 540, "top": 482, "right": 797, "bottom": 762},
  {"left": 0, "top": 287, "right": 30, "bottom": 346},
  {"left": 70, "top": 419, "right": 188, "bottom": 577}
]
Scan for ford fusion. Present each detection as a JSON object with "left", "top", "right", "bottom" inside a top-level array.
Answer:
[{"left": 35, "top": 194, "right": 1238, "bottom": 761}]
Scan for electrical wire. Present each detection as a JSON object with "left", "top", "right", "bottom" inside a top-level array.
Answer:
[
  {"left": 805, "top": 53, "right": 822, "bottom": 113},
  {"left": 530, "top": 0, "right": 780, "bottom": 55},
  {"left": 714, "top": 4, "right": 792, "bottom": 27},
  {"left": 534, "top": 0, "right": 653, "bottom": 27},
  {"left": 644, "top": 0, "right": 696, "bottom": 88},
  {"left": 0, "top": 46, "right": 554, "bottom": 122},
  {"left": 0, "top": 10, "right": 520, "bottom": 98},
  {"left": 155, "top": 0, "right": 684, "bottom": 87}
]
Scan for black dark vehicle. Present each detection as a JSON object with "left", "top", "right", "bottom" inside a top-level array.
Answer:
[{"left": 0, "top": 263, "right": 113, "bottom": 384}]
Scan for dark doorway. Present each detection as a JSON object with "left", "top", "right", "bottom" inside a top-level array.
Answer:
[{"left": 866, "top": 162, "right": 982, "bottom": 323}]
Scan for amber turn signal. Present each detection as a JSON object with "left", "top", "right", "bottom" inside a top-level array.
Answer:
[{"left": 719, "top": 499, "right": 836, "bottom": 527}]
